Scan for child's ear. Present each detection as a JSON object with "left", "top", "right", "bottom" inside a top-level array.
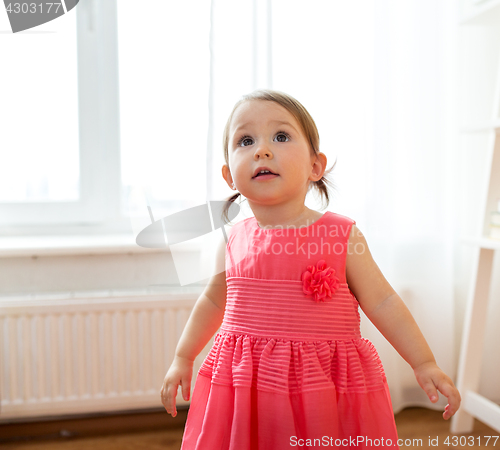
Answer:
[
  {"left": 222, "top": 164, "right": 235, "bottom": 189},
  {"left": 309, "top": 152, "right": 327, "bottom": 182}
]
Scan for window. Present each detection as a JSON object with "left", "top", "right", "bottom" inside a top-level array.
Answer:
[
  {"left": 0, "top": 1, "right": 215, "bottom": 235},
  {"left": 0, "top": 1, "right": 124, "bottom": 233},
  {"left": 117, "top": 0, "right": 210, "bottom": 222},
  {"left": 0, "top": 14, "right": 79, "bottom": 204},
  {"left": 0, "top": 10, "right": 82, "bottom": 229}
]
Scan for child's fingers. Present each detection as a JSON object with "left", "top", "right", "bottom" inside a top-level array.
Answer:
[
  {"left": 419, "top": 378, "right": 439, "bottom": 403},
  {"left": 167, "top": 384, "right": 178, "bottom": 417},
  {"left": 443, "top": 402, "right": 457, "bottom": 420},
  {"left": 159, "top": 383, "right": 168, "bottom": 412},
  {"left": 160, "top": 381, "right": 179, "bottom": 417},
  {"left": 443, "top": 404, "right": 452, "bottom": 420},
  {"left": 438, "top": 382, "right": 461, "bottom": 420}
]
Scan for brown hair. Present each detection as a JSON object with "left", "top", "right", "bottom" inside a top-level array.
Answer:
[{"left": 221, "top": 89, "right": 336, "bottom": 224}]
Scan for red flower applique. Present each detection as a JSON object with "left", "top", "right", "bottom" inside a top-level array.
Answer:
[{"left": 302, "top": 260, "right": 340, "bottom": 302}]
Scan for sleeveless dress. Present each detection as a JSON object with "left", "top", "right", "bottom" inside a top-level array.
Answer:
[{"left": 180, "top": 211, "right": 400, "bottom": 450}]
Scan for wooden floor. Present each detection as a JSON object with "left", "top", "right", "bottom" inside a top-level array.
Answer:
[{"left": 0, "top": 407, "right": 497, "bottom": 449}]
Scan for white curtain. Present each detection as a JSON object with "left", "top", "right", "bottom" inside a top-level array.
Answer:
[
  {"left": 360, "top": 0, "right": 458, "bottom": 413},
  {"left": 205, "top": 0, "right": 459, "bottom": 413}
]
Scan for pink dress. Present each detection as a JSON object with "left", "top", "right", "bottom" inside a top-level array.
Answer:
[{"left": 180, "top": 211, "right": 400, "bottom": 449}]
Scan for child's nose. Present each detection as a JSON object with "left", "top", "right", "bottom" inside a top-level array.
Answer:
[{"left": 254, "top": 142, "right": 273, "bottom": 159}]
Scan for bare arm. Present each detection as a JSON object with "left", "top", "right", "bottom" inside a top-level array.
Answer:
[
  {"left": 345, "top": 225, "right": 434, "bottom": 369},
  {"left": 346, "top": 224, "right": 460, "bottom": 419},
  {"left": 175, "top": 272, "right": 227, "bottom": 362},
  {"left": 160, "top": 235, "right": 227, "bottom": 416}
]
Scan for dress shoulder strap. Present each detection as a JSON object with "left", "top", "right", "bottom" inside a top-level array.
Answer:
[{"left": 325, "top": 212, "right": 356, "bottom": 241}]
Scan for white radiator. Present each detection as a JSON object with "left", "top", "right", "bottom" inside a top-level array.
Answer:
[{"left": 0, "top": 290, "right": 209, "bottom": 421}]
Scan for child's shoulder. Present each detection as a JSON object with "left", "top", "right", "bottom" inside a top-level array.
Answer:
[
  {"left": 224, "top": 216, "right": 254, "bottom": 241},
  {"left": 327, "top": 211, "right": 356, "bottom": 223},
  {"left": 227, "top": 216, "right": 254, "bottom": 231},
  {"left": 325, "top": 211, "right": 356, "bottom": 227},
  {"left": 321, "top": 212, "right": 357, "bottom": 242}
]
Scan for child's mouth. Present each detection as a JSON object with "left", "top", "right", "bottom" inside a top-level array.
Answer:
[
  {"left": 253, "top": 171, "right": 279, "bottom": 179},
  {"left": 253, "top": 173, "right": 279, "bottom": 180}
]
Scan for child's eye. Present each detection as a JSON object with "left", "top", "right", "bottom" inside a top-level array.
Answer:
[
  {"left": 236, "top": 135, "right": 253, "bottom": 147},
  {"left": 275, "top": 131, "right": 291, "bottom": 143},
  {"left": 236, "top": 131, "right": 290, "bottom": 147}
]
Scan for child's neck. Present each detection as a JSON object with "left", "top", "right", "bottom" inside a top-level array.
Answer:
[{"left": 252, "top": 205, "right": 322, "bottom": 229}]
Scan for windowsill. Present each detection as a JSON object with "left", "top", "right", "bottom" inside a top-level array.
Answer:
[{"left": 0, "top": 234, "right": 200, "bottom": 257}]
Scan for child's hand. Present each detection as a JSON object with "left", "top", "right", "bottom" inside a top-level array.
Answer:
[
  {"left": 413, "top": 361, "right": 461, "bottom": 420},
  {"left": 160, "top": 355, "right": 194, "bottom": 417}
]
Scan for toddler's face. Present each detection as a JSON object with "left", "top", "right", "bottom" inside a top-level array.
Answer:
[{"left": 223, "top": 100, "right": 319, "bottom": 206}]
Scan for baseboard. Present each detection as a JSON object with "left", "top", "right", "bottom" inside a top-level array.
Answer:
[{"left": 0, "top": 406, "right": 188, "bottom": 443}]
